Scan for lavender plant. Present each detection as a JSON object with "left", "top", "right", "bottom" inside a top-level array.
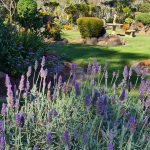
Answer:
[{"left": 0, "top": 58, "right": 150, "bottom": 150}]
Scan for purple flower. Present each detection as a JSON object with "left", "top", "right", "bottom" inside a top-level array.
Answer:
[
  {"left": 1, "top": 103, "right": 7, "bottom": 116},
  {"left": 5, "top": 74, "right": 11, "bottom": 88},
  {"left": 129, "top": 116, "right": 136, "bottom": 134},
  {"left": 44, "top": 68, "right": 48, "bottom": 78},
  {"left": 58, "top": 75, "right": 62, "bottom": 86},
  {"left": 105, "top": 70, "right": 108, "bottom": 79},
  {"left": 0, "top": 136, "right": 5, "bottom": 150},
  {"left": 72, "top": 73, "right": 76, "bottom": 82},
  {"left": 74, "top": 81, "right": 80, "bottom": 96},
  {"left": 108, "top": 130, "right": 113, "bottom": 143},
  {"left": 71, "top": 63, "right": 77, "bottom": 73},
  {"left": 103, "top": 62, "right": 108, "bottom": 72},
  {"left": 119, "top": 88, "right": 127, "bottom": 101},
  {"left": 108, "top": 143, "right": 113, "bottom": 150},
  {"left": 82, "top": 133, "right": 89, "bottom": 144},
  {"left": 34, "top": 60, "right": 38, "bottom": 71},
  {"left": 41, "top": 56, "right": 46, "bottom": 67},
  {"left": 123, "top": 65, "right": 129, "bottom": 80},
  {"left": 0, "top": 121, "right": 4, "bottom": 133},
  {"left": 48, "top": 111, "right": 53, "bottom": 122},
  {"left": 87, "top": 63, "right": 92, "bottom": 74},
  {"left": 63, "top": 129, "right": 69, "bottom": 145},
  {"left": 84, "top": 94, "right": 91, "bottom": 107},
  {"left": 27, "top": 66, "right": 32, "bottom": 78},
  {"left": 15, "top": 99, "right": 20, "bottom": 110},
  {"left": 46, "top": 131, "right": 52, "bottom": 145},
  {"left": 40, "top": 68, "right": 45, "bottom": 78},
  {"left": 33, "top": 146, "right": 39, "bottom": 150},
  {"left": 96, "top": 95, "right": 108, "bottom": 116},
  {"left": 48, "top": 81, "right": 51, "bottom": 90},
  {"left": 16, "top": 112, "right": 25, "bottom": 128},
  {"left": 19, "top": 75, "right": 25, "bottom": 91},
  {"left": 139, "top": 80, "right": 146, "bottom": 98}
]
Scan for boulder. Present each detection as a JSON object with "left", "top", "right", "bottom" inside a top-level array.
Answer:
[
  {"left": 97, "top": 36, "right": 124, "bottom": 46},
  {"left": 70, "top": 38, "right": 85, "bottom": 44},
  {"left": 86, "top": 37, "right": 98, "bottom": 45},
  {"left": 107, "top": 36, "right": 123, "bottom": 46}
]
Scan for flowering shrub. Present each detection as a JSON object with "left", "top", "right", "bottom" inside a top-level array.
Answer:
[
  {"left": 43, "top": 17, "right": 62, "bottom": 41},
  {"left": 0, "top": 57, "right": 150, "bottom": 149},
  {"left": 0, "top": 20, "right": 43, "bottom": 75}
]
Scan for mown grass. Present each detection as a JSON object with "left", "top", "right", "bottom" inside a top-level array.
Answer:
[{"left": 47, "top": 30, "right": 150, "bottom": 78}]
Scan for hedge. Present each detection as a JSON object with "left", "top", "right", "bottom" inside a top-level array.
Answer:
[{"left": 77, "top": 17, "right": 103, "bottom": 38}]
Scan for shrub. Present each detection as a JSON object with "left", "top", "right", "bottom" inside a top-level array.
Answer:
[
  {"left": 17, "top": 0, "right": 38, "bottom": 29},
  {"left": 139, "top": 3, "right": 150, "bottom": 13},
  {"left": 1, "top": 58, "right": 150, "bottom": 149},
  {"left": 125, "top": 18, "right": 134, "bottom": 24},
  {"left": 0, "top": 20, "right": 43, "bottom": 75},
  {"left": 77, "top": 17, "right": 103, "bottom": 38},
  {"left": 135, "top": 12, "right": 150, "bottom": 25}
]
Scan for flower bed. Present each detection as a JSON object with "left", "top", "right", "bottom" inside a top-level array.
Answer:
[{"left": 0, "top": 58, "right": 150, "bottom": 149}]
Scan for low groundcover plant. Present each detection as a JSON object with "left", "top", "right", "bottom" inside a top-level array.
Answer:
[{"left": 0, "top": 57, "right": 150, "bottom": 150}]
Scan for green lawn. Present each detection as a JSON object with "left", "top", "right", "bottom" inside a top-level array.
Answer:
[{"left": 47, "top": 30, "right": 150, "bottom": 75}]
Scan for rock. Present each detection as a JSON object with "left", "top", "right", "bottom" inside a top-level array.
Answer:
[
  {"left": 70, "top": 38, "right": 85, "bottom": 44},
  {"left": 107, "top": 36, "right": 123, "bottom": 46},
  {"left": 97, "top": 36, "right": 124, "bottom": 46},
  {"left": 97, "top": 40, "right": 108, "bottom": 46},
  {"left": 86, "top": 37, "right": 98, "bottom": 45},
  {"left": 63, "top": 38, "right": 69, "bottom": 44}
]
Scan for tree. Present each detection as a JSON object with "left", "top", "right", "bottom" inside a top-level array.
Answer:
[
  {"left": 17, "top": 0, "right": 37, "bottom": 30},
  {"left": 0, "top": 0, "right": 18, "bottom": 22}
]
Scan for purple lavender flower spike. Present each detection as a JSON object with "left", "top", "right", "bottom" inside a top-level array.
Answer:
[
  {"left": 139, "top": 80, "right": 146, "bottom": 98},
  {"left": 105, "top": 70, "right": 108, "bottom": 79},
  {"left": 19, "top": 75, "right": 25, "bottom": 91},
  {"left": 74, "top": 81, "right": 80, "bottom": 96},
  {"left": 34, "top": 60, "right": 38, "bottom": 71},
  {"left": 72, "top": 73, "right": 76, "bottom": 82},
  {"left": 84, "top": 94, "right": 91, "bottom": 107},
  {"left": 87, "top": 63, "right": 92, "bottom": 75},
  {"left": 33, "top": 146, "right": 39, "bottom": 150},
  {"left": 41, "top": 56, "right": 46, "bottom": 67},
  {"left": 108, "top": 143, "right": 113, "bottom": 150},
  {"left": 16, "top": 113, "right": 21, "bottom": 127},
  {"left": 123, "top": 65, "right": 129, "bottom": 80},
  {"left": 20, "top": 112, "right": 25, "bottom": 128},
  {"left": 46, "top": 131, "right": 52, "bottom": 145},
  {"left": 16, "top": 112, "right": 25, "bottom": 128},
  {"left": 0, "top": 121, "right": 4, "bottom": 133},
  {"left": 103, "top": 62, "right": 108, "bottom": 72},
  {"left": 71, "top": 63, "right": 77, "bottom": 73},
  {"left": 58, "top": 75, "right": 62, "bottom": 86},
  {"left": 1, "top": 103, "right": 7, "bottom": 116},
  {"left": 5, "top": 74, "right": 11, "bottom": 88},
  {"left": 129, "top": 115, "right": 136, "bottom": 134},
  {"left": 109, "top": 130, "right": 113, "bottom": 143},
  {"left": 82, "top": 133, "right": 89, "bottom": 144},
  {"left": 119, "top": 88, "right": 127, "bottom": 101},
  {"left": 44, "top": 68, "right": 48, "bottom": 78},
  {"left": 15, "top": 99, "right": 20, "bottom": 110},
  {"left": 0, "top": 136, "right": 5, "bottom": 150},
  {"left": 49, "top": 111, "right": 53, "bottom": 122},
  {"left": 27, "top": 66, "right": 32, "bottom": 78},
  {"left": 40, "top": 68, "right": 45, "bottom": 78},
  {"left": 48, "top": 81, "right": 51, "bottom": 90},
  {"left": 63, "top": 129, "right": 69, "bottom": 145}
]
